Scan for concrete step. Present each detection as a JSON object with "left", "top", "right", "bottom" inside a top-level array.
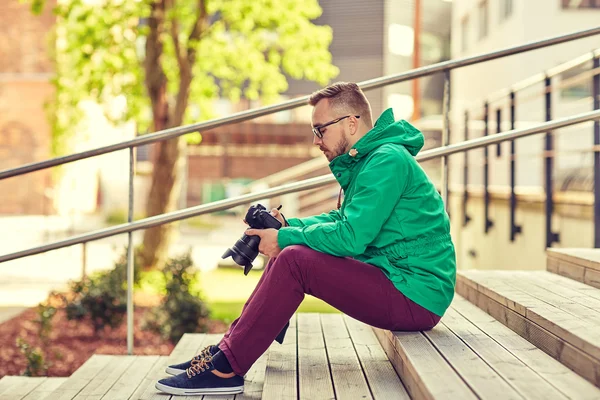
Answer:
[{"left": 456, "top": 269, "right": 600, "bottom": 387}]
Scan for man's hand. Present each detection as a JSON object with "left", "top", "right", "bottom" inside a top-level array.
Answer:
[{"left": 245, "top": 228, "right": 281, "bottom": 258}]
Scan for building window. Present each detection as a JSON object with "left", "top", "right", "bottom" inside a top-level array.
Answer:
[
  {"left": 561, "top": 0, "right": 600, "bottom": 8},
  {"left": 500, "top": 0, "right": 513, "bottom": 20},
  {"left": 559, "top": 64, "right": 592, "bottom": 100},
  {"left": 478, "top": 1, "right": 489, "bottom": 40},
  {"left": 461, "top": 16, "right": 469, "bottom": 52}
]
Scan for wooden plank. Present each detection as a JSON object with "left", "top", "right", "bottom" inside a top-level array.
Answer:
[
  {"left": 511, "top": 271, "right": 600, "bottom": 316},
  {"left": 456, "top": 280, "right": 600, "bottom": 387},
  {"left": 128, "top": 356, "right": 171, "bottom": 400},
  {"left": 73, "top": 356, "right": 137, "bottom": 400},
  {"left": 423, "top": 318, "right": 524, "bottom": 399},
  {"left": 440, "top": 304, "right": 566, "bottom": 399},
  {"left": 103, "top": 355, "right": 160, "bottom": 400},
  {"left": 344, "top": 316, "right": 409, "bottom": 400},
  {"left": 233, "top": 352, "right": 268, "bottom": 400},
  {"left": 133, "top": 334, "right": 209, "bottom": 400},
  {"left": 21, "top": 378, "right": 68, "bottom": 400},
  {"left": 541, "top": 269, "right": 600, "bottom": 302},
  {"left": 458, "top": 271, "right": 600, "bottom": 361},
  {"left": 49, "top": 355, "right": 115, "bottom": 400},
  {"left": 547, "top": 248, "right": 600, "bottom": 271},
  {"left": 320, "top": 314, "right": 371, "bottom": 400},
  {"left": 452, "top": 295, "right": 600, "bottom": 400},
  {"left": 262, "top": 314, "right": 297, "bottom": 400},
  {"left": 373, "top": 326, "right": 477, "bottom": 400},
  {"left": 0, "top": 376, "right": 47, "bottom": 400},
  {"left": 297, "top": 313, "right": 334, "bottom": 400},
  {"left": 500, "top": 272, "right": 600, "bottom": 325}
]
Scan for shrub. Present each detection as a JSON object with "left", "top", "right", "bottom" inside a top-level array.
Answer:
[
  {"left": 35, "top": 302, "right": 57, "bottom": 344},
  {"left": 143, "top": 252, "right": 210, "bottom": 344},
  {"left": 64, "top": 249, "right": 140, "bottom": 332},
  {"left": 16, "top": 337, "right": 48, "bottom": 377}
]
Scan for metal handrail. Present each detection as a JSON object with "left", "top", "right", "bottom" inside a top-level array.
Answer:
[
  {"left": 477, "top": 48, "right": 600, "bottom": 109},
  {"left": 2, "top": 26, "right": 600, "bottom": 181},
  {"left": 2, "top": 108, "right": 599, "bottom": 264}
]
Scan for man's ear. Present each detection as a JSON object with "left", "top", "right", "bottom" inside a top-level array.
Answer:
[{"left": 349, "top": 116, "right": 359, "bottom": 135}]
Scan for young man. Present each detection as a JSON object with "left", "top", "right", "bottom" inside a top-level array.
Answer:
[{"left": 156, "top": 82, "right": 456, "bottom": 396}]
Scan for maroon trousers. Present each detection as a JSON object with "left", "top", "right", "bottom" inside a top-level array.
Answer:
[{"left": 219, "top": 245, "right": 440, "bottom": 376}]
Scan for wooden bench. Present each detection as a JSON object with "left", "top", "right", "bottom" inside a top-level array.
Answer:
[
  {"left": 457, "top": 269, "right": 600, "bottom": 388},
  {"left": 45, "top": 313, "right": 408, "bottom": 399},
  {"left": 374, "top": 294, "right": 600, "bottom": 399},
  {"left": 547, "top": 248, "right": 600, "bottom": 289}
]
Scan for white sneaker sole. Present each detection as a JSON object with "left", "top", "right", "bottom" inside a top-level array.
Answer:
[
  {"left": 165, "top": 367, "right": 185, "bottom": 376},
  {"left": 155, "top": 382, "right": 244, "bottom": 396}
]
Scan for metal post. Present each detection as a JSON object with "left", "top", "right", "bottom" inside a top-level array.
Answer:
[
  {"left": 463, "top": 111, "right": 472, "bottom": 226},
  {"left": 127, "top": 147, "right": 135, "bottom": 355},
  {"left": 496, "top": 108, "right": 502, "bottom": 157},
  {"left": 441, "top": 70, "right": 450, "bottom": 214},
  {"left": 544, "top": 76, "right": 560, "bottom": 248},
  {"left": 509, "top": 91, "right": 522, "bottom": 241},
  {"left": 81, "top": 242, "right": 87, "bottom": 278},
  {"left": 484, "top": 102, "right": 494, "bottom": 233},
  {"left": 594, "top": 54, "right": 600, "bottom": 248}
]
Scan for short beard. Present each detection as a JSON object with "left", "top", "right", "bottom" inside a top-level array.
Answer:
[{"left": 329, "top": 130, "right": 350, "bottom": 161}]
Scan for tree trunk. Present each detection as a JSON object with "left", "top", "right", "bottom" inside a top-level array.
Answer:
[
  {"left": 138, "top": 0, "right": 206, "bottom": 269},
  {"left": 139, "top": 136, "right": 185, "bottom": 269}
]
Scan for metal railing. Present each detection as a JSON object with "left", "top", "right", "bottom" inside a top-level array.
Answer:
[{"left": 2, "top": 27, "right": 600, "bottom": 354}]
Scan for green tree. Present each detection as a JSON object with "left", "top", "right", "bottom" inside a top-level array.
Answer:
[{"left": 26, "top": 0, "right": 338, "bottom": 269}]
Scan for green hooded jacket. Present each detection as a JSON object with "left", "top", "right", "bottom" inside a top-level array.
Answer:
[{"left": 277, "top": 108, "right": 456, "bottom": 317}]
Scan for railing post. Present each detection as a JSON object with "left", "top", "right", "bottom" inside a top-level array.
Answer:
[
  {"left": 442, "top": 70, "right": 451, "bottom": 215},
  {"left": 496, "top": 108, "right": 502, "bottom": 157},
  {"left": 594, "top": 53, "right": 600, "bottom": 248},
  {"left": 463, "top": 110, "right": 472, "bottom": 226},
  {"left": 544, "top": 75, "right": 560, "bottom": 248},
  {"left": 509, "top": 91, "right": 522, "bottom": 241},
  {"left": 484, "top": 102, "right": 494, "bottom": 233},
  {"left": 127, "top": 146, "right": 135, "bottom": 355},
  {"left": 81, "top": 242, "right": 87, "bottom": 278}
]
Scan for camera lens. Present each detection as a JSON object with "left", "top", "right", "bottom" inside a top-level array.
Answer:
[{"left": 221, "top": 234, "right": 261, "bottom": 275}]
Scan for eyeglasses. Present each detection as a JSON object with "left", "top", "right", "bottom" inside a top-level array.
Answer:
[{"left": 312, "top": 115, "right": 360, "bottom": 139}]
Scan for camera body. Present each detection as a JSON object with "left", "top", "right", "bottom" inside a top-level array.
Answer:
[{"left": 222, "top": 204, "right": 283, "bottom": 275}]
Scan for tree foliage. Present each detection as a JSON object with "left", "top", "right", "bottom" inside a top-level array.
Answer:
[
  {"left": 26, "top": 0, "right": 339, "bottom": 268},
  {"left": 25, "top": 0, "right": 339, "bottom": 155}
]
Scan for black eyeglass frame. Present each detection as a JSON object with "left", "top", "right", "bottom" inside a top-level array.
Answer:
[{"left": 312, "top": 115, "right": 360, "bottom": 139}]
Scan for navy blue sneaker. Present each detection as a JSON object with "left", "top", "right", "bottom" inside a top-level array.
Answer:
[
  {"left": 156, "top": 354, "right": 244, "bottom": 396},
  {"left": 166, "top": 345, "right": 219, "bottom": 375}
]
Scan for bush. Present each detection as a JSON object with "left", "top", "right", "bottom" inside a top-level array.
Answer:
[
  {"left": 143, "top": 252, "right": 210, "bottom": 344},
  {"left": 16, "top": 337, "right": 48, "bottom": 377},
  {"left": 64, "top": 249, "right": 140, "bottom": 332},
  {"left": 35, "top": 302, "right": 57, "bottom": 344}
]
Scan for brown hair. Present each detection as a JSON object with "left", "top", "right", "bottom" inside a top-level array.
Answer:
[{"left": 308, "top": 82, "right": 373, "bottom": 128}]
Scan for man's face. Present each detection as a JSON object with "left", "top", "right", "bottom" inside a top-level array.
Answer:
[{"left": 311, "top": 99, "right": 350, "bottom": 162}]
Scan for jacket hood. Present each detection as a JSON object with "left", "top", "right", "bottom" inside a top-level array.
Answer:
[{"left": 353, "top": 108, "right": 424, "bottom": 157}]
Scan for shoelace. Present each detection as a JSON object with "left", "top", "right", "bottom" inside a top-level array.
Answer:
[
  {"left": 186, "top": 354, "right": 213, "bottom": 378},
  {"left": 190, "top": 345, "right": 213, "bottom": 362}
]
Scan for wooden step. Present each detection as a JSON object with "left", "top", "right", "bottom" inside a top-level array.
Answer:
[
  {"left": 374, "top": 294, "right": 600, "bottom": 399},
  {"left": 262, "top": 313, "right": 409, "bottom": 400},
  {"left": 0, "top": 376, "right": 67, "bottom": 400},
  {"left": 547, "top": 248, "right": 600, "bottom": 289},
  {"left": 456, "top": 270, "right": 600, "bottom": 387},
  {"left": 44, "top": 313, "right": 406, "bottom": 399}
]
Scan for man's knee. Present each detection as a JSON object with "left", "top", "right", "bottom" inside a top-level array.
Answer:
[{"left": 278, "top": 245, "right": 314, "bottom": 262}]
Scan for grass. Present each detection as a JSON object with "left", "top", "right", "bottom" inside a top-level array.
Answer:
[{"left": 138, "top": 265, "right": 339, "bottom": 324}]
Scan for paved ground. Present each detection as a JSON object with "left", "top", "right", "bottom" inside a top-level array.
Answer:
[{"left": 0, "top": 214, "right": 245, "bottom": 307}]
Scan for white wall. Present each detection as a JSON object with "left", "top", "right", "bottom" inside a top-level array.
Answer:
[{"left": 450, "top": 0, "right": 599, "bottom": 191}]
